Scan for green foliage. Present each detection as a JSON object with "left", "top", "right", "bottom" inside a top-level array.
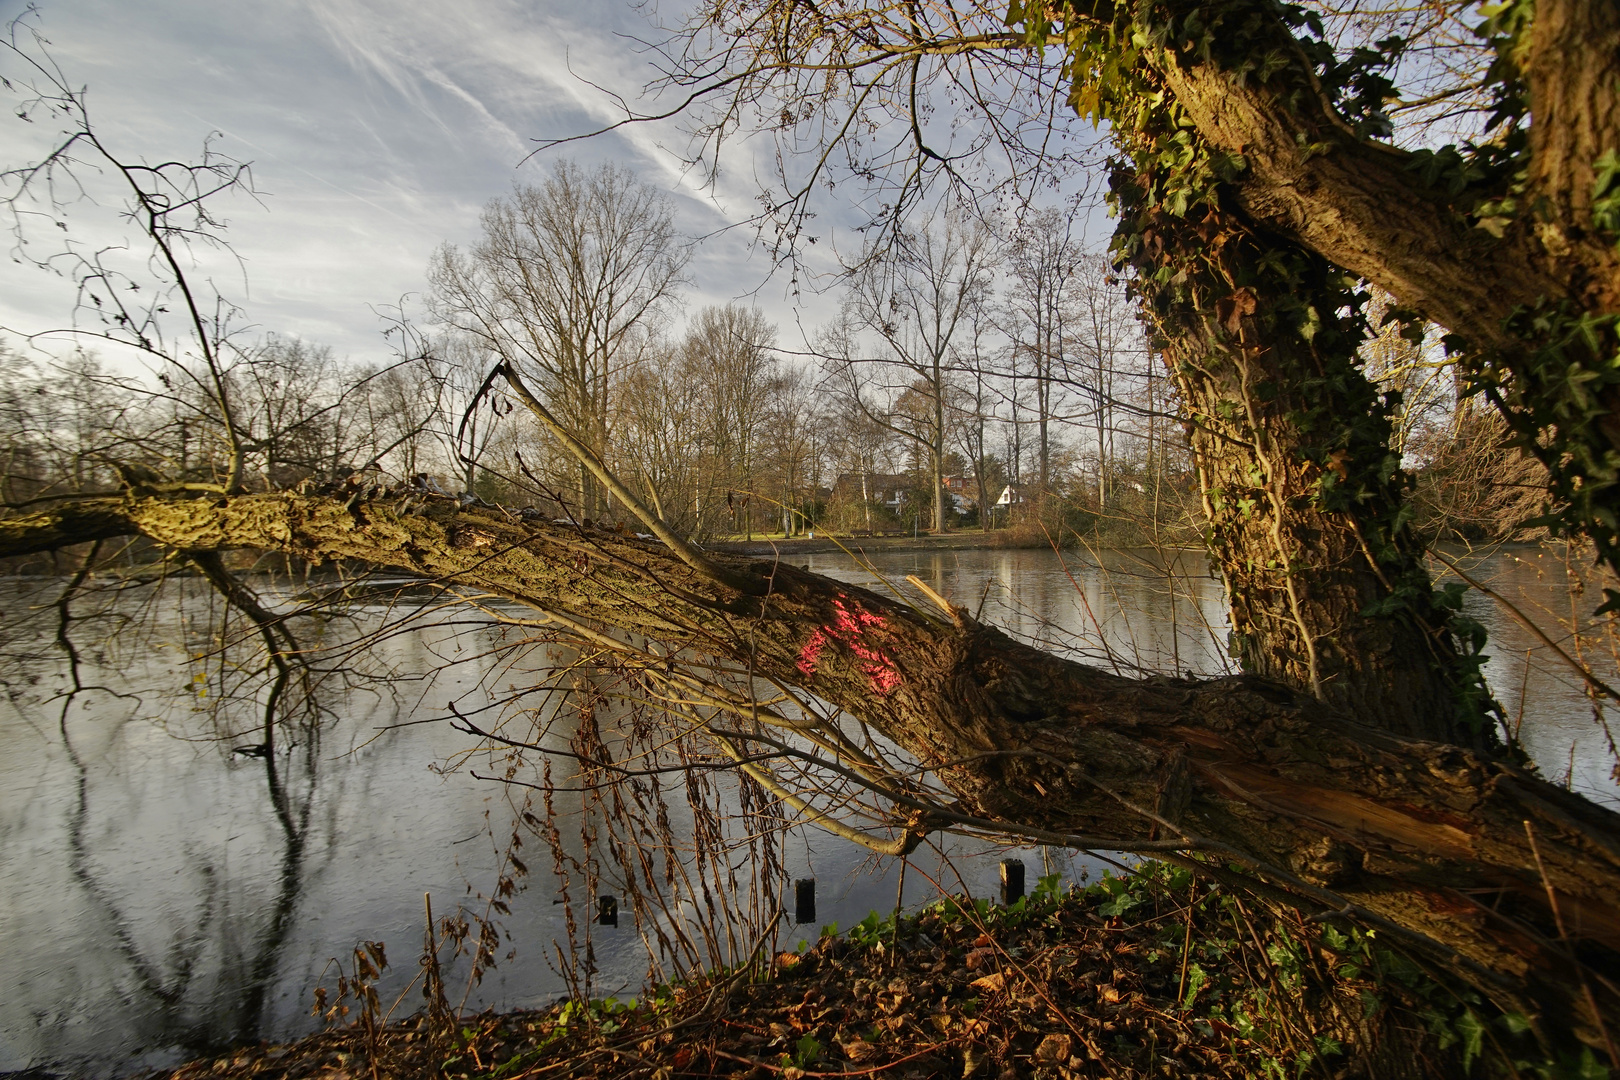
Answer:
[
  {"left": 1077, "top": 862, "right": 1607, "bottom": 1080},
  {"left": 1471, "top": 301, "right": 1620, "bottom": 609},
  {"left": 846, "top": 910, "right": 890, "bottom": 948},
  {"left": 1091, "top": 872, "right": 1145, "bottom": 918},
  {"left": 1031, "top": 871, "right": 1066, "bottom": 904},
  {"left": 787, "top": 1033, "right": 822, "bottom": 1069},
  {"left": 553, "top": 994, "right": 634, "bottom": 1035},
  {"left": 1593, "top": 149, "right": 1620, "bottom": 242}
]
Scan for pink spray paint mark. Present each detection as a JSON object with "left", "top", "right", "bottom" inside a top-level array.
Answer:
[{"left": 796, "top": 598, "right": 902, "bottom": 694}]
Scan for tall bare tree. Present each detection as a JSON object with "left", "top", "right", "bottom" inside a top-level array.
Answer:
[
  {"left": 825, "top": 212, "right": 996, "bottom": 532},
  {"left": 682, "top": 305, "right": 778, "bottom": 538},
  {"left": 1002, "top": 208, "right": 1083, "bottom": 497},
  {"left": 428, "top": 161, "right": 688, "bottom": 517},
  {"left": 1065, "top": 255, "right": 1147, "bottom": 509}
]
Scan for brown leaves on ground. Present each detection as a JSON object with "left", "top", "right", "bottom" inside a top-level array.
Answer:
[{"left": 149, "top": 880, "right": 1378, "bottom": 1080}]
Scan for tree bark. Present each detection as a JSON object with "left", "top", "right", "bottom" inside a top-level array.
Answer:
[
  {"left": 1096, "top": 0, "right": 1620, "bottom": 575},
  {"left": 1112, "top": 139, "right": 1488, "bottom": 744},
  {"left": 1146, "top": 1, "right": 1620, "bottom": 345},
  {"left": 4, "top": 490, "right": 1617, "bottom": 1047},
  {"left": 1523, "top": 0, "right": 1620, "bottom": 243}
]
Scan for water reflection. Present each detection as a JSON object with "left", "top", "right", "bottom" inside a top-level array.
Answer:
[
  {"left": 1443, "top": 546, "right": 1620, "bottom": 805},
  {"left": 804, "top": 546, "right": 1232, "bottom": 677},
  {"left": 2, "top": 544, "right": 1614, "bottom": 1076}
]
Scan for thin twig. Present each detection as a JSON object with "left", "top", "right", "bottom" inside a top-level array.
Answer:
[{"left": 1523, "top": 820, "right": 1619, "bottom": 1067}]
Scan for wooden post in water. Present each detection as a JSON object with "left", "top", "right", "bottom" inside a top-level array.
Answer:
[
  {"left": 795, "top": 879, "right": 816, "bottom": 925},
  {"left": 999, "top": 859, "right": 1025, "bottom": 905}
]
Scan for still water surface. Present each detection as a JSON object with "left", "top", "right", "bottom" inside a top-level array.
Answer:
[{"left": 1, "top": 545, "right": 1613, "bottom": 1076}]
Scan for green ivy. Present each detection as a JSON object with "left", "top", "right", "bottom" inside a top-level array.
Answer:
[{"left": 1006, "top": 0, "right": 1508, "bottom": 732}]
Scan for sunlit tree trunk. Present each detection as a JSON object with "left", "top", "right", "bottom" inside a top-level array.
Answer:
[{"left": 1120, "top": 185, "right": 1487, "bottom": 746}]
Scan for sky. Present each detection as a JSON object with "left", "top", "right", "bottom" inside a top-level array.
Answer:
[{"left": 0, "top": 0, "right": 837, "bottom": 369}]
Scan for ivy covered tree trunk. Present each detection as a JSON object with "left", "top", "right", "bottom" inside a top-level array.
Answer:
[
  {"left": 1116, "top": 191, "right": 1489, "bottom": 745},
  {"left": 1030, "top": 0, "right": 1620, "bottom": 587}
]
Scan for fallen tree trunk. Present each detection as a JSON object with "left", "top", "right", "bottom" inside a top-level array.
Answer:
[{"left": 5, "top": 490, "right": 1618, "bottom": 1049}]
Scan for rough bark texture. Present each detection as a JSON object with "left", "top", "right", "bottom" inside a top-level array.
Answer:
[
  {"left": 1525, "top": 0, "right": 1620, "bottom": 244},
  {"left": 1153, "top": 2, "right": 1620, "bottom": 343},
  {"left": 4, "top": 491, "right": 1617, "bottom": 1047},
  {"left": 1121, "top": 0, "right": 1620, "bottom": 567},
  {"left": 1121, "top": 192, "right": 1479, "bottom": 745}
]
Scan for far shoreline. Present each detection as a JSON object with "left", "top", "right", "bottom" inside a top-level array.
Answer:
[{"left": 699, "top": 531, "right": 1045, "bottom": 557}]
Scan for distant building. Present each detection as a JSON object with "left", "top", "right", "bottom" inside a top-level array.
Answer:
[
  {"left": 831, "top": 472, "right": 909, "bottom": 510},
  {"left": 995, "top": 483, "right": 1030, "bottom": 507},
  {"left": 942, "top": 475, "right": 979, "bottom": 514},
  {"left": 831, "top": 472, "right": 987, "bottom": 518}
]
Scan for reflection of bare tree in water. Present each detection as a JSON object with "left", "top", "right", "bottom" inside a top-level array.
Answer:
[
  {"left": 45, "top": 545, "right": 332, "bottom": 1057},
  {"left": 183, "top": 552, "right": 323, "bottom": 1042}
]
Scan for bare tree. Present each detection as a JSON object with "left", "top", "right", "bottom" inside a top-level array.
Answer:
[
  {"left": 824, "top": 211, "right": 996, "bottom": 533},
  {"left": 1002, "top": 208, "right": 1083, "bottom": 497},
  {"left": 821, "top": 394, "right": 899, "bottom": 533},
  {"left": 428, "top": 161, "right": 688, "bottom": 517},
  {"left": 946, "top": 311, "right": 1004, "bottom": 531},
  {"left": 682, "top": 305, "right": 778, "bottom": 538},
  {"left": 1064, "top": 256, "right": 1147, "bottom": 510},
  {"left": 760, "top": 364, "right": 821, "bottom": 536},
  {"left": 614, "top": 331, "right": 708, "bottom": 534}
]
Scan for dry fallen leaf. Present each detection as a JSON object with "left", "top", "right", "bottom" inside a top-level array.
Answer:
[
  {"left": 838, "top": 1038, "right": 879, "bottom": 1063},
  {"left": 969, "top": 972, "right": 1006, "bottom": 993},
  {"left": 1034, "top": 1033, "right": 1072, "bottom": 1064}
]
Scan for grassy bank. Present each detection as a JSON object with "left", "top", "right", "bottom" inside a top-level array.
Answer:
[{"left": 147, "top": 863, "right": 1591, "bottom": 1080}]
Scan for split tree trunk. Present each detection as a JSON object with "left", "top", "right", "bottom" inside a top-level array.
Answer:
[
  {"left": 4, "top": 491, "right": 1617, "bottom": 1048},
  {"left": 1150, "top": 0, "right": 1620, "bottom": 348},
  {"left": 1131, "top": 0, "right": 1620, "bottom": 575}
]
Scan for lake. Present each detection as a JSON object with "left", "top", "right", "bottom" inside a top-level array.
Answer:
[{"left": 1, "top": 544, "right": 1613, "bottom": 1076}]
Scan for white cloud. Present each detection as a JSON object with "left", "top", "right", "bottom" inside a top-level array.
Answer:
[{"left": 0, "top": 0, "right": 845, "bottom": 371}]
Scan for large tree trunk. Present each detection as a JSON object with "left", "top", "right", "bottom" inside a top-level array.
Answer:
[
  {"left": 1108, "top": 0, "right": 1620, "bottom": 575},
  {"left": 1145, "top": 0, "right": 1620, "bottom": 345},
  {"left": 4, "top": 491, "right": 1617, "bottom": 1049},
  {"left": 1112, "top": 142, "right": 1487, "bottom": 745}
]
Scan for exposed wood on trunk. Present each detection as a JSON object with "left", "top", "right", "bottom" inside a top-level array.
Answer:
[{"left": 3, "top": 490, "right": 1617, "bottom": 1046}]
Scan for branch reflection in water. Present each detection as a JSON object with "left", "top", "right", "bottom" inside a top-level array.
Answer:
[{"left": 0, "top": 543, "right": 1611, "bottom": 1076}]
